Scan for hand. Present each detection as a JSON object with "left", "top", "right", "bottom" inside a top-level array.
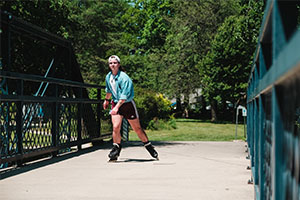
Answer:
[
  {"left": 103, "top": 101, "right": 109, "bottom": 110},
  {"left": 110, "top": 107, "right": 119, "bottom": 115}
]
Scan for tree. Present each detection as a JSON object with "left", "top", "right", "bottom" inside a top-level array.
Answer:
[
  {"left": 67, "top": 0, "right": 129, "bottom": 84},
  {"left": 0, "top": 1, "right": 76, "bottom": 76},
  {"left": 1, "top": 0, "right": 264, "bottom": 123},
  {"left": 158, "top": 0, "right": 239, "bottom": 117},
  {"left": 198, "top": 0, "right": 264, "bottom": 121},
  {"left": 104, "top": 0, "right": 173, "bottom": 90},
  {"left": 1, "top": 0, "right": 129, "bottom": 84}
]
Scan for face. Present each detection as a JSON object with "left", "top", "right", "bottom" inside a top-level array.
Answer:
[{"left": 109, "top": 58, "right": 120, "bottom": 75}]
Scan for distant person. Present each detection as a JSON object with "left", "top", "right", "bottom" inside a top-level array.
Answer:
[{"left": 103, "top": 55, "right": 158, "bottom": 162}]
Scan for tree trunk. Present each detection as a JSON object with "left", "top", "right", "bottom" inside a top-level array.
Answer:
[
  {"left": 181, "top": 95, "right": 189, "bottom": 118},
  {"left": 201, "top": 96, "right": 207, "bottom": 114},
  {"left": 176, "top": 96, "right": 182, "bottom": 113},
  {"left": 211, "top": 99, "right": 217, "bottom": 122},
  {"left": 183, "top": 108, "right": 189, "bottom": 118}
]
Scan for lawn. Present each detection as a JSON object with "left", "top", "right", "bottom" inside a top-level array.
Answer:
[{"left": 129, "top": 118, "right": 246, "bottom": 141}]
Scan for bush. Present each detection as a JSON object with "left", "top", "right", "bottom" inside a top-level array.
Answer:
[
  {"left": 168, "top": 118, "right": 177, "bottom": 129},
  {"left": 147, "top": 117, "right": 177, "bottom": 130},
  {"left": 134, "top": 87, "right": 173, "bottom": 129}
]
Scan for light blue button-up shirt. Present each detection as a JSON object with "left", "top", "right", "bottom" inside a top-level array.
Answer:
[{"left": 105, "top": 70, "right": 134, "bottom": 103}]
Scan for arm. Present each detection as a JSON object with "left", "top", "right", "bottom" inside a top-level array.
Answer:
[
  {"left": 103, "top": 93, "right": 112, "bottom": 110},
  {"left": 110, "top": 99, "right": 125, "bottom": 115}
]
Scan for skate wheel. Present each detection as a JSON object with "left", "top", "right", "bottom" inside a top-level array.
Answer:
[{"left": 108, "top": 158, "right": 118, "bottom": 163}]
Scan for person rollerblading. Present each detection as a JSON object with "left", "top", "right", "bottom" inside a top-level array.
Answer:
[{"left": 103, "top": 55, "right": 159, "bottom": 162}]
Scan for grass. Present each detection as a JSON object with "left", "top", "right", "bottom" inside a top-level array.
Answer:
[{"left": 129, "top": 118, "right": 246, "bottom": 141}]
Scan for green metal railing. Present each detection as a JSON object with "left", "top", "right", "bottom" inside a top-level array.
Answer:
[
  {"left": 247, "top": 0, "right": 300, "bottom": 199},
  {"left": 0, "top": 11, "right": 129, "bottom": 170},
  {"left": 0, "top": 70, "right": 112, "bottom": 169}
]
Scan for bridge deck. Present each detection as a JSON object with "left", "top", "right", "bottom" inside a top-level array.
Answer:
[{"left": 0, "top": 141, "right": 253, "bottom": 200}]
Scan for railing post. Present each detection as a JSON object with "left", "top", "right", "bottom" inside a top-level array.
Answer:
[
  {"left": 16, "top": 79, "right": 24, "bottom": 166},
  {"left": 121, "top": 118, "right": 129, "bottom": 141},
  {"left": 249, "top": 101, "right": 254, "bottom": 164},
  {"left": 258, "top": 96, "right": 266, "bottom": 200},
  {"left": 97, "top": 88, "right": 102, "bottom": 138},
  {"left": 259, "top": 46, "right": 267, "bottom": 79},
  {"left": 246, "top": 101, "right": 250, "bottom": 155},
  {"left": 77, "top": 87, "right": 82, "bottom": 150},
  {"left": 254, "top": 98, "right": 259, "bottom": 185},
  {"left": 51, "top": 84, "right": 58, "bottom": 157},
  {"left": 272, "top": 87, "right": 284, "bottom": 200}
]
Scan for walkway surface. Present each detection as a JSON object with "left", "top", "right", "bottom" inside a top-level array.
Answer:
[{"left": 0, "top": 141, "right": 253, "bottom": 200}]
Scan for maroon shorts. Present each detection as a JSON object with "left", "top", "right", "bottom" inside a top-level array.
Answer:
[{"left": 111, "top": 100, "right": 139, "bottom": 120}]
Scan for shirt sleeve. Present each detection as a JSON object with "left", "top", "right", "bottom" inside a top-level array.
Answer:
[
  {"left": 105, "top": 75, "right": 112, "bottom": 94},
  {"left": 119, "top": 78, "right": 133, "bottom": 100}
]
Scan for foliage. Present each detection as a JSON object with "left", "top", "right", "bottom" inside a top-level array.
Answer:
[
  {"left": 147, "top": 118, "right": 177, "bottom": 130},
  {"left": 134, "top": 87, "right": 173, "bottom": 128},
  {"left": 118, "top": 0, "right": 173, "bottom": 53},
  {"left": 66, "top": 0, "right": 129, "bottom": 84},
  {"left": 1, "top": 0, "right": 73, "bottom": 35},
  {"left": 159, "top": 0, "right": 240, "bottom": 110},
  {"left": 1, "top": 0, "right": 76, "bottom": 77},
  {"left": 1, "top": 0, "right": 129, "bottom": 84},
  {"left": 198, "top": 0, "right": 264, "bottom": 121},
  {"left": 1, "top": 0, "right": 265, "bottom": 123},
  {"left": 106, "top": 0, "right": 174, "bottom": 89}
]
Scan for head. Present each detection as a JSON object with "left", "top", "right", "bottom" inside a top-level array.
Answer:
[
  {"left": 108, "top": 55, "right": 120, "bottom": 64},
  {"left": 108, "top": 55, "right": 121, "bottom": 75}
]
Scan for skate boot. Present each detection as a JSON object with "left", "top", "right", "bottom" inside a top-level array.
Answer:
[
  {"left": 144, "top": 142, "right": 159, "bottom": 160},
  {"left": 108, "top": 143, "right": 122, "bottom": 162}
]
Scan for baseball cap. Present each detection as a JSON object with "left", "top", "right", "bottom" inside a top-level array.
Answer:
[{"left": 108, "top": 55, "right": 120, "bottom": 63}]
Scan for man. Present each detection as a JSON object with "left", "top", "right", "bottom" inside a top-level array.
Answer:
[{"left": 103, "top": 55, "right": 158, "bottom": 161}]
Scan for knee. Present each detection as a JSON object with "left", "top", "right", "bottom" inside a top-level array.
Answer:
[{"left": 113, "top": 124, "right": 121, "bottom": 131}]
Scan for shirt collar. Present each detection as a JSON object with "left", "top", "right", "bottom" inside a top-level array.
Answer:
[{"left": 112, "top": 70, "right": 121, "bottom": 79}]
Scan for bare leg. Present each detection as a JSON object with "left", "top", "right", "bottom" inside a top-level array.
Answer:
[
  {"left": 128, "top": 118, "right": 158, "bottom": 159},
  {"left": 111, "top": 114, "right": 123, "bottom": 144},
  {"left": 128, "top": 118, "right": 149, "bottom": 142}
]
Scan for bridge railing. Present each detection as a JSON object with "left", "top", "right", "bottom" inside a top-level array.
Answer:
[
  {"left": 0, "top": 10, "right": 131, "bottom": 171},
  {"left": 0, "top": 70, "right": 112, "bottom": 169},
  {"left": 247, "top": 0, "right": 300, "bottom": 199}
]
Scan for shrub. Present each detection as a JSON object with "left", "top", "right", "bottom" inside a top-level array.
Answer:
[
  {"left": 147, "top": 117, "right": 177, "bottom": 130},
  {"left": 134, "top": 87, "right": 173, "bottom": 128}
]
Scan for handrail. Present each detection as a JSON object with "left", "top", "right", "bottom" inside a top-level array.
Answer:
[
  {"left": 246, "top": 1, "right": 300, "bottom": 199},
  {"left": 0, "top": 73, "right": 110, "bottom": 169},
  {"left": 0, "top": 70, "right": 104, "bottom": 89}
]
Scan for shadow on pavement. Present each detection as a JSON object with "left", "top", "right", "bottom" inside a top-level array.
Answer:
[
  {"left": 122, "top": 141, "right": 188, "bottom": 148},
  {"left": 0, "top": 141, "right": 183, "bottom": 180},
  {"left": 0, "top": 142, "right": 110, "bottom": 180},
  {"left": 110, "top": 158, "right": 158, "bottom": 163}
]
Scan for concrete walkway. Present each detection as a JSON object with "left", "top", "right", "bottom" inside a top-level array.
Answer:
[{"left": 0, "top": 141, "right": 253, "bottom": 200}]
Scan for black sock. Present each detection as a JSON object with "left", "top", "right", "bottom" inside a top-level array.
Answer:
[
  {"left": 113, "top": 143, "right": 122, "bottom": 148},
  {"left": 143, "top": 141, "right": 151, "bottom": 146}
]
